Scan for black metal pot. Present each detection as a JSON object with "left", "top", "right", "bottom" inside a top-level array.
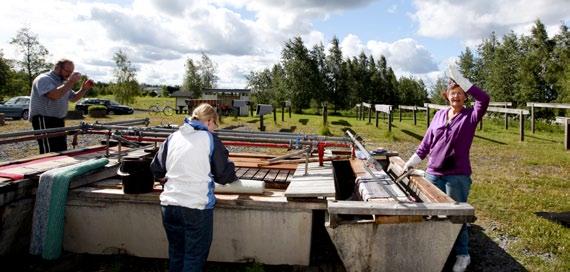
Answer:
[{"left": 118, "top": 157, "right": 154, "bottom": 194}]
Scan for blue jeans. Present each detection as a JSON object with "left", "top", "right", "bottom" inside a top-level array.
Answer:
[
  {"left": 424, "top": 173, "right": 471, "bottom": 256},
  {"left": 161, "top": 205, "right": 214, "bottom": 272}
]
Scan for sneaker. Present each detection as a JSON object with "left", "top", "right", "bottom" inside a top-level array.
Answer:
[{"left": 452, "top": 254, "right": 471, "bottom": 272}]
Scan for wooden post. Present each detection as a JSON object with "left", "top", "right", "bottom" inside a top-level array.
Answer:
[
  {"left": 399, "top": 109, "right": 402, "bottom": 122},
  {"left": 531, "top": 105, "right": 535, "bottom": 133},
  {"left": 479, "top": 119, "right": 483, "bottom": 130},
  {"left": 259, "top": 115, "right": 265, "bottom": 131},
  {"left": 564, "top": 118, "right": 570, "bottom": 150},
  {"left": 323, "top": 102, "right": 328, "bottom": 126},
  {"left": 413, "top": 108, "right": 417, "bottom": 126},
  {"left": 426, "top": 106, "right": 431, "bottom": 128},
  {"left": 282, "top": 105, "right": 285, "bottom": 122},
  {"left": 289, "top": 106, "right": 291, "bottom": 118},
  {"left": 388, "top": 111, "right": 392, "bottom": 132},
  {"left": 368, "top": 105, "right": 372, "bottom": 124},
  {"left": 273, "top": 108, "right": 277, "bottom": 123},
  {"left": 519, "top": 111, "right": 524, "bottom": 142},
  {"left": 375, "top": 111, "right": 379, "bottom": 128},
  {"left": 505, "top": 113, "right": 509, "bottom": 130},
  {"left": 250, "top": 103, "right": 254, "bottom": 117}
]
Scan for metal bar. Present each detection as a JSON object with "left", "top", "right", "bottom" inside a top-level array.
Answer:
[{"left": 222, "top": 141, "right": 290, "bottom": 148}]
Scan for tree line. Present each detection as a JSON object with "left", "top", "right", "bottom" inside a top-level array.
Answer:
[
  {"left": 246, "top": 36, "right": 428, "bottom": 113},
  {"left": 2, "top": 19, "right": 569, "bottom": 119},
  {"left": 456, "top": 20, "right": 570, "bottom": 109},
  {"left": 0, "top": 28, "right": 140, "bottom": 105}
]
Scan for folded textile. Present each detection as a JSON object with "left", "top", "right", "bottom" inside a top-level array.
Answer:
[{"left": 30, "top": 158, "right": 109, "bottom": 260}]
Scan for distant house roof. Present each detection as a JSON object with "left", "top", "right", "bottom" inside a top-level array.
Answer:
[
  {"left": 170, "top": 91, "right": 193, "bottom": 97},
  {"left": 203, "top": 88, "right": 251, "bottom": 94},
  {"left": 171, "top": 89, "right": 251, "bottom": 98}
]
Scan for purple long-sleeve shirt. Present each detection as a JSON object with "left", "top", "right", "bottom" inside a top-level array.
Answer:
[{"left": 416, "top": 85, "right": 490, "bottom": 176}]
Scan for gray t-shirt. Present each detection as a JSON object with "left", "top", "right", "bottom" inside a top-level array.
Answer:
[{"left": 28, "top": 71, "right": 74, "bottom": 120}]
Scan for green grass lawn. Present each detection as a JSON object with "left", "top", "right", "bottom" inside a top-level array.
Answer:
[{"left": 1, "top": 96, "right": 569, "bottom": 271}]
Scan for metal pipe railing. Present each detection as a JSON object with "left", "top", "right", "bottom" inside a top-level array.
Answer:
[{"left": 0, "top": 118, "right": 149, "bottom": 139}]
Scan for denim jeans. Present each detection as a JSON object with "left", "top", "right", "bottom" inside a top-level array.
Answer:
[
  {"left": 424, "top": 173, "right": 472, "bottom": 256},
  {"left": 161, "top": 205, "right": 214, "bottom": 272}
]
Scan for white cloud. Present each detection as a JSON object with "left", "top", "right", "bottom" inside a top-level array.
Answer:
[
  {"left": 412, "top": 0, "right": 570, "bottom": 40},
  {"left": 368, "top": 38, "right": 438, "bottom": 74},
  {"left": 387, "top": 4, "right": 397, "bottom": 14},
  {"left": 340, "top": 34, "right": 368, "bottom": 57}
]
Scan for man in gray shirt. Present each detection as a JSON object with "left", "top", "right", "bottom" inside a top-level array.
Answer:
[{"left": 29, "top": 59, "right": 93, "bottom": 154}]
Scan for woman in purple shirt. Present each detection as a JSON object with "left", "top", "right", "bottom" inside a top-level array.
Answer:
[{"left": 405, "top": 65, "right": 490, "bottom": 272}]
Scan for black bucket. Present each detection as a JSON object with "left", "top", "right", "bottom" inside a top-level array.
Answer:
[{"left": 118, "top": 157, "right": 154, "bottom": 194}]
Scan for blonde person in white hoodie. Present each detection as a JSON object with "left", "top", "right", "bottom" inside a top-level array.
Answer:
[{"left": 151, "top": 103, "right": 237, "bottom": 272}]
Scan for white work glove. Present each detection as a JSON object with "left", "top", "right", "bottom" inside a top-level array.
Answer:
[
  {"left": 448, "top": 65, "right": 473, "bottom": 92},
  {"left": 404, "top": 153, "right": 422, "bottom": 170}
]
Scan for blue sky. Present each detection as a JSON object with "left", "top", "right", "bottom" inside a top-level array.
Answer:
[{"left": 0, "top": 0, "right": 568, "bottom": 89}]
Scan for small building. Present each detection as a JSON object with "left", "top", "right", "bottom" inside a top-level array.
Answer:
[{"left": 171, "top": 88, "right": 251, "bottom": 115}]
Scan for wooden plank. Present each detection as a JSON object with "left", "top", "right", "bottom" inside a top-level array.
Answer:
[
  {"left": 233, "top": 161, "right": 297, "bottom": 170},
  {"left": 235, "top": 167, "right": 248, "bottom": 179},
  {"left": 374, "top": 215, "right": 423, "bottom": 224},
  {"left": 252, "top": 168, "right": 270, "bottom": 180},
  {"left": 388, "top": 156, "right": 454, "bottom": 203},
  {"left": 274, "top": 170, "right": 289, "bottom": 183},
  {"left": 327, "top": 200, "right": 475, "bottom": 216},
  {"left": 487, "top": 106, "right": 529, "bottom": 115},
  {"left": 489, "top": 102, "right": 512, "bottom": 107},
  {"left": 240, "top": 168, "right": 259, "bottom": 180},
  {"left": 264, "top": 169, "right": 280, "bottom": 182},
  {"left": 526, "top": 102, "right": 570, "bottom": 109},
  {"left": 399, "top": 105, "right": 417, "bottom": 110},
  {"left": 284, "top": 162, "right": 335, "bottom": 198},
  {"left": 424, "top": 103, "right": 448, "bottom": 110},
  {"left": 229, "top": 152, "right": 278, "bottom": 159},
  {"left": 374, "top": 104, "right": 392, "bottom": 113}
]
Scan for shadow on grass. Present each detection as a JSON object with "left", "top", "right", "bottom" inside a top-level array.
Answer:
[
  {"left": 221, "top": 124, "right": 244, "bottom": 130},
  {"left": 279, "top": 126, "right": 297, "bottom": 133},
  {"left": 474, "top": 135, "right": 507, "bottom": 145},
  {"left": 331, "top": 119, "right": 352, "bottom": 127},
  {"left": 441, "top": 224, "right": 528, "bottom": 272},
  {"left": 299, "top": 119, "right": 309, "bottom": 125},
  {"left": 246, "top": 119, "right": 259, "bottom": 124},
  {"left": 535, "top": 211, "right": 570, "bottom": 228},
  {"left": 401, "top": 129, "right": 424, "bottom": 141},
  {"left": 525, "top": 135, "right": 559, "bottom": 144}
]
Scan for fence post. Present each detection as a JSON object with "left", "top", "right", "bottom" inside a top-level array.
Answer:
[
  {"left": 273, "top": 108, "right": 277, "bottom": 123},
  {"left": 426, "top": 106, "right": 431, "bottom": 128},
  {"left": 479, "top": 118, "right": 483, "bottom": 130},
  {"left": 519, "top": 111, "right": 524, "bottom": 142},
  {"left": 388, "top": 110, "right": 392, "bottom": 132},
  {"left": 399, "top": 108, "right": 402, "bottom": 122},
  {"left": 323, "top": 102, "right": 328, "bottom": 126},
  {"left": 368, "top": 105, "right": 372, "bottom": 124},
  {"left": 375, "top": 111, "right": 379, "bottom": 128},
  {"left": 531, "top": 105, "right": 535, "bottom": 133},
  {"left": 505, "top": 113, "right": 509, "bottom": 130},
  {"left": 282, "top": 105, "right": 285, "bottom": 122},
  {"left": 413, "top": 107, "right": 417, "bottom": 126},
  {"left": 564, "top": 118, "right": 570, "bottom": 150}
]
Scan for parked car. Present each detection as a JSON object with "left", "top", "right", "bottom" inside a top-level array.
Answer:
[
  {"left": 75, "top": 98, "right": 134, "bottom": 115},
  {"left": 0, "top": 96, "right": 30, "bottom": 120}
]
